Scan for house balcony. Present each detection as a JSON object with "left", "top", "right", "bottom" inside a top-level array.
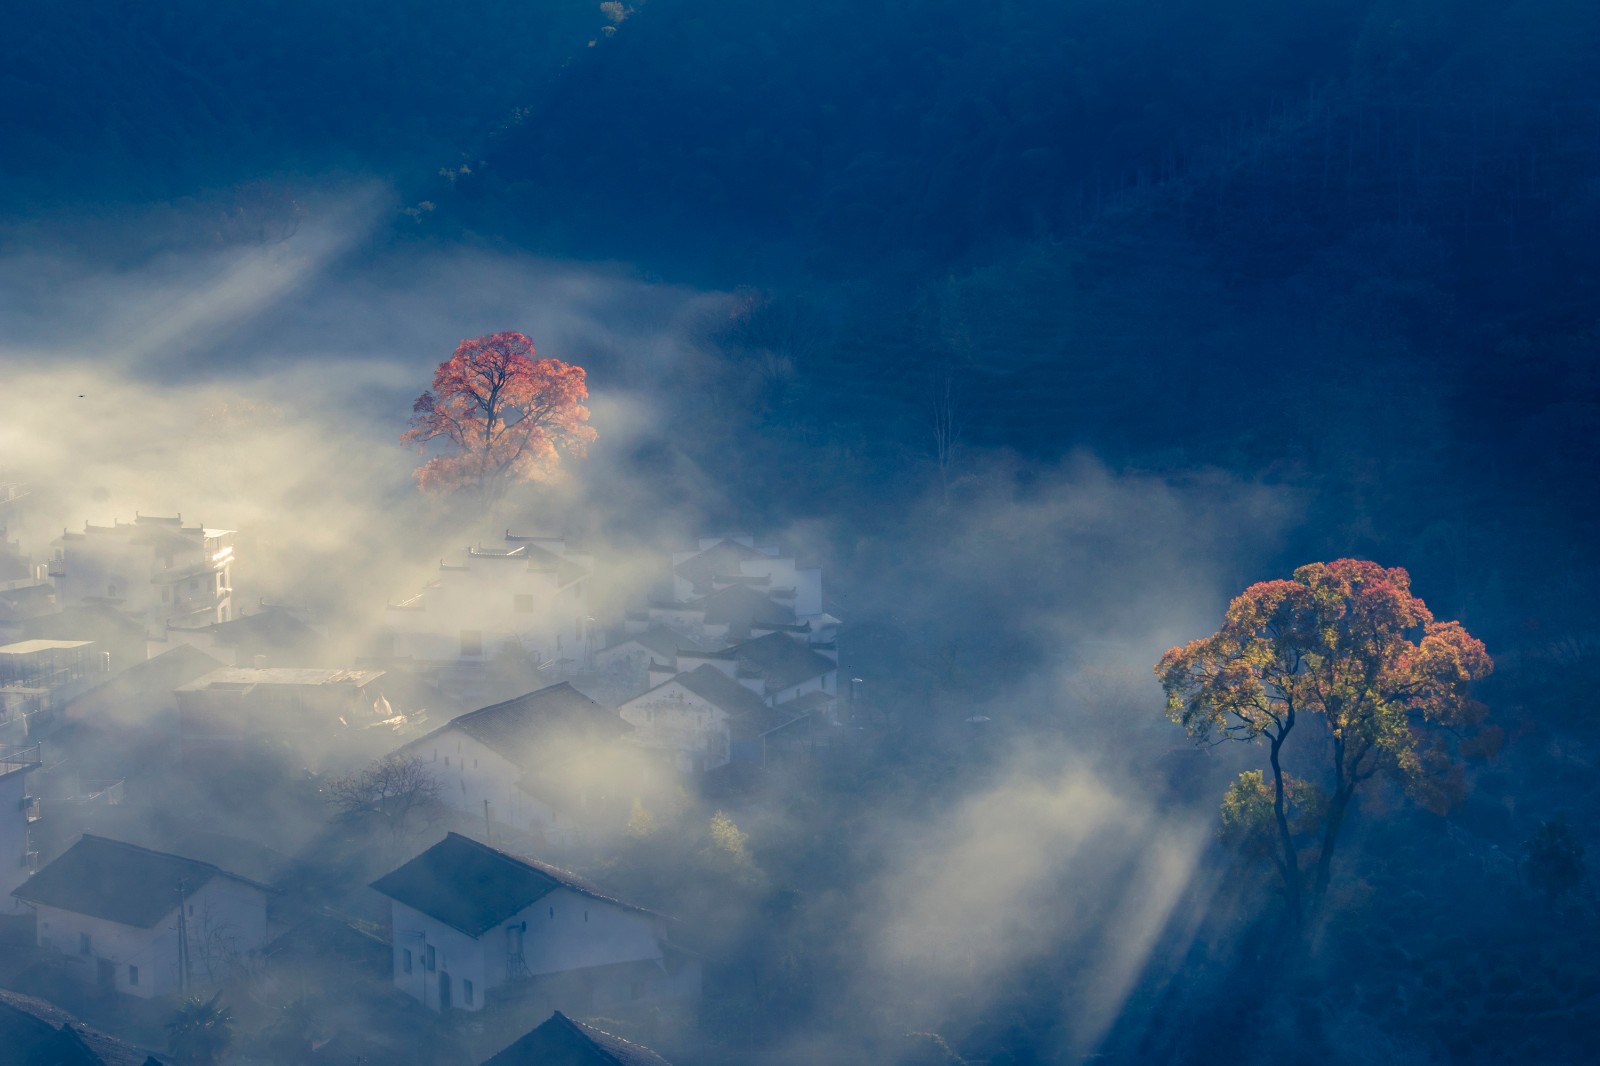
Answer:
[{"left": 22, "top": 794, "right": 40, "bottom": 822}]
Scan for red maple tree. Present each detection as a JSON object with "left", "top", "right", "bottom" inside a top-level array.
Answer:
[
  {"left": 404, "top": 332, "right": 597, "bottom": 500},
  {"left": 1156, "top": 559, "right": 1493, "bottom": 926}
]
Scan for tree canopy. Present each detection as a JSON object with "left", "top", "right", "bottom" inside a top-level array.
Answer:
[
  {"left": 1156, "top": 558, "right": 1493, "bottom": 926},
  {"left": 404, "top": 331, "right": 597, "bottom": 501}
]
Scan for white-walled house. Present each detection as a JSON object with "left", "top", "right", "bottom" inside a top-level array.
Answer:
[
  {"left": 0, "top": 744, "right": 41, "bottom": 915},
  {"left": 616, "top": 664, "right": 807, "bottom": 773},
  {"left": 371, "top": 833, "right": 698, "bottom": 1015},
  {"left": 11, "top": 835, "right": 272, "bottom": 998},
  {"left": 386, "top": 535, "right": 594, "bottom": 680},
  {"left": 671, "top": 536, "right": 824, "bottom": 620},
  {"left": 51, "top": 515, "right": 236, "bottom": 635},
  {"left": 396, "top": 682, "right": 634, "bottom": 845},
  {"left": 674, "top": 631, "right": 839, "bottom": 714}
]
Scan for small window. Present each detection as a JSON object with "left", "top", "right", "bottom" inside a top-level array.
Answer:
[
  {"left": 403, "top": 949, "right": 413, "bottom": 974},
  {"left": 426, "top": 945, "right": 436, "bottom": 972},
  {"left": 473, "top": 759, "right": 478, "bottom": 769},
  {"left": 548, "top": 906, "right": 554, "bottom": 919},
  {"left": 188, "top": 904, "right": 194, "bottom": 916},
  {"left": 444, "top": 756, "right": 450, "bottom": 767},
  {"left": 514, "top": 594, "right": 535, "bottom": 613},
  {"left": 80, "top": 933, "right": 91, "bottom": 955},
  {"left": 464, "top": 979, "right": 475, "bottom": 1006},
  {"left": 584, "top": 910, "right": 589, "bottom": 923},
  {"left": 129, "top": 965, "right": 139, "bottom": 986}
]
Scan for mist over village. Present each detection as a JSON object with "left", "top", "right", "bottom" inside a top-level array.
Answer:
[{"left": 2, "top": 3, "right": 1599, "bottom": 1065}]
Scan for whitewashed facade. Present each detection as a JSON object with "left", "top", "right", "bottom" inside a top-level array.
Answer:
[
  {"left": 52, "top": 515, "right": 236, "bottom": 634},
  {"left": 374, "top": 833, "right": 694, "bottom": 1014},
  {"left": 13, "top": 835, "right": 271, "bottom": 999},
  {"left": 387, "top": 536, "right": 594, "bottom": 676}
]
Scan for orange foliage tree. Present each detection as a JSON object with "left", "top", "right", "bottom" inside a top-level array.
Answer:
[
  {"left": 1155, "top": 559, "right": 1493, "bottom": 927},
  {"left": 404, "top": 332, "right": 597, "bottom": 502}
]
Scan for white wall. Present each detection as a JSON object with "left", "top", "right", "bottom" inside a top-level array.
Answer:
[
  {"left": 389, "top": 563, "right": 588, "bottom": 672},
  {"left": 420, "top": 729, "right": 575, "bottom": 844},
  {"left": 389, "top": 889, "right": 667, "bottom": 1013},
  {"left": 32, "top": 875, "right": 268, "bottom": 999},
  {"left": 617, "top": 683, "right": 730, "bottom": 773}
]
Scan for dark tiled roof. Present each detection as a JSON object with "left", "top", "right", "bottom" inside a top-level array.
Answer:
[
  {"left": 370, "top": 833, "right": 655, "bottom": 937},
  {"left": 67, "top": 643, "right": 223, "bottom": 713},
  {"left": 482, "top": 1011, "right": 673, "bottom": 1066},
  {"left": 431, "top": 683, "right": 627, "bottom": 759},
  {"left": 733, "top": 631, "right": 835, "bottom": 692},
  {"left": 10, "top": 835, "right": 265, "bottom": 928},
  {"left": 188, "top": 607, "right": 321, "bottom": 656},
  {"left": 672, "top": 665, "right": 768, "bottom": 718},
  {"left": 673, "top": 539, "right": 769, "bottom": 596},
  {"left": 0, "top": 988, "right": 167, "bottom": 1065},
  {"left": 698, "top": 583, "right": 794, "bottom": 630},
  {"left": 602, "top": 625, "right": 699, "bottom": 660}
]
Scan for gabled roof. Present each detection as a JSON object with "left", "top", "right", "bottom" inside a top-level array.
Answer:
[
  {"left": 601, "top": 624, "right": 701, "bottom": 660},
  {"left": 672, "top": 664, "right": 770, "bottom": 719},
  {"left": 733, "top": 631, "right": 836, "bottom": 692},
  {"left": 10, "top": 835, "right": 269, "bottom": 928},
  {"left": 419, "top": 682, "right": 628, "bottom": 757},
  {"left": 697, "top": 583, "right": 795, "bottom": 630},
  {"left": 0, "top": 988, "right": 168, "bottom": 1065},
  {"left": 67, "top": 643, "right": 223, "bottom": 711},
  {"left": 673, "top": 539, "right": 770, "bottom": 596},
  {"left": 370, "top": 833, "right": 656, "bottom": 937},
  {"left": 182, "top": 607, "right": 321, "bottom": 655},
  {"left": 482, "top": 1010, "right": 673, "bottom": 1066}
]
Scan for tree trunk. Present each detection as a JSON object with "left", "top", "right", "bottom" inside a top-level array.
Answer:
[
  {"left": 1269, "top": 729, "right": 1302, "bottom": 929},
  {"left": 1310, "top": 783, "right": 1356, "bottom": 913}
]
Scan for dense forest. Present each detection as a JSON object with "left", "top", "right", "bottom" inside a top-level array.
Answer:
[{"left": 5, "top": 1, "right": 1600, "bottom": 1063}]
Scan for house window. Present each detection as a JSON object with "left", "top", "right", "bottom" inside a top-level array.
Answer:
[
  {"left": 129, "top": 965, "right": 139, "bottom": 986},
  {"left": 514, "top": 594, "right": 535, "bottom": 613},
  {"left": 403, "top": 949, "right": 413, "bottom": 974},
  {"left": 460, "top": 630, "right": 483, "bottom": 657},
  {"left": 79, "top": 933, "right": 91, "bottom": 955},
  {"left": 548, "top": 906, "right": 554, "bottom": 919},
  {"left": 444, "top": 756, "right": 450, "bottom": 767},
  {"left": 426, "top": 945, "right": 436, "bottom": 972},
  {"left": 464, "top": 979, "right": 474, "bottom": 1006}
]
